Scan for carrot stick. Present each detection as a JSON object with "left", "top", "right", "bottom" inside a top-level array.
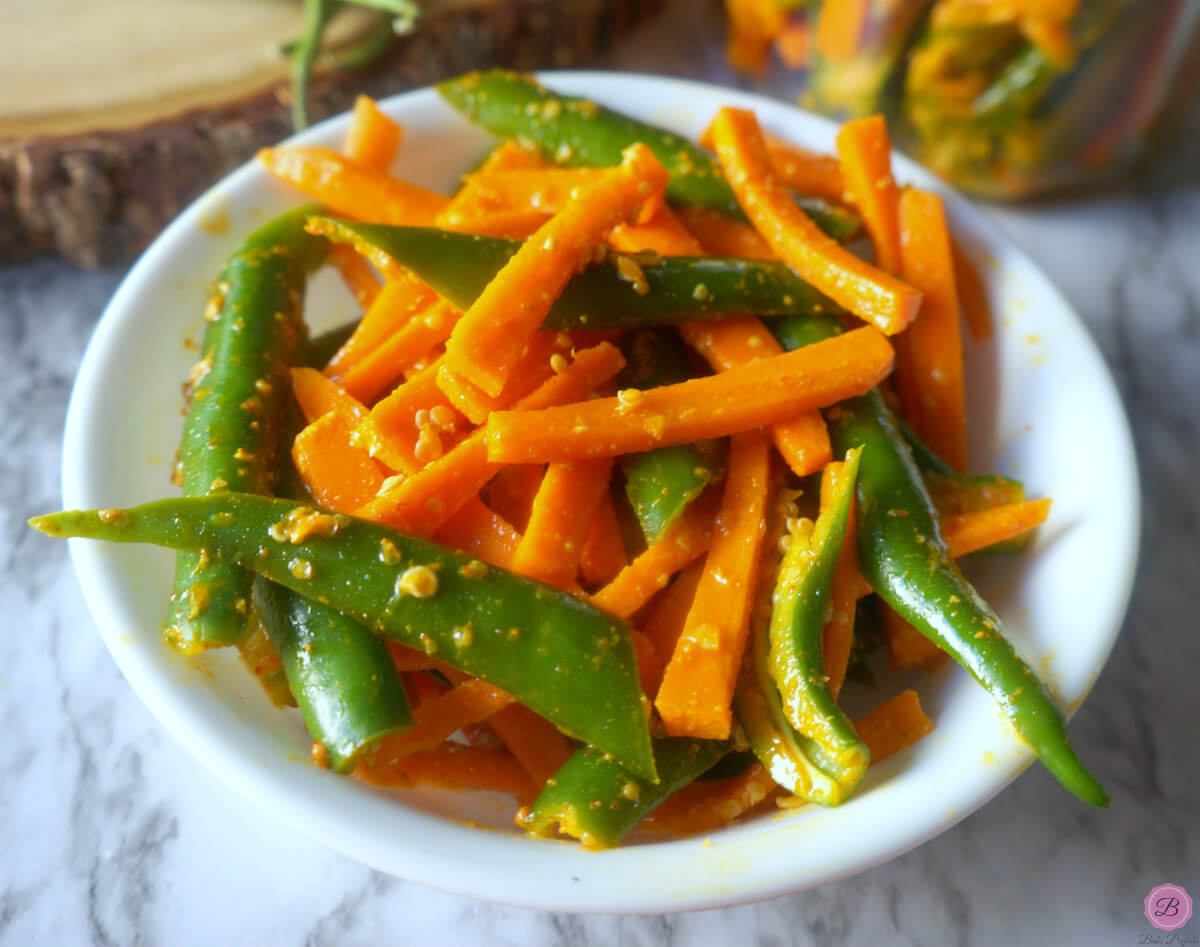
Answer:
[
  {"left": 436, "top": 331, "right": 571, "bottom": 425},
  {"left": 579, "top": 491, "right": 628, "bottom": 588},
  {"left": 328, "top": 242, "right": 383, "bottom": 310},
  {"left": 432, "top": 496, "right": 523, "bottom": 570},
  {"left": 290, "top": 367, "right": 366, "bottom": 425},
  {"left": 513, "top": 457, "right": 615, "bottom": 589},
  {"left": 387, "top": 641, "right": 437, "bottom": 672},
  {"left": 766, "top": 136, "right": 846, "bottom": 205},
  {"left": 360, "top": 742, "right": 538, "bottom": 802},
  {"left": 821, "top": 460, "right": 860, "bottom": 700},
  {"left": 436, "top": 142, "right": 549, "bottom": 225},
  {"left": 355, "top": 342, "right": 625, "bottom": 535},
  {"left": 365, "top": 677, "right": 513, "bottom": 763},
  {"left": 323, "top": 277, "right": 438, "bottom": 379},
  {"left": 676, "top": 206, "right": 776, "bottom": 260},
  {"left": 639, "top": 559, "right": 705, "bottom": 697},
  {"left": 641, "top": 760, "right": 778, "bottom": 835},
  {"left": 942, "top": 498, "right": 1052, "bottom": 558},
  {"left": 484, "top": 464, "right": 544, "bottom": 534},
  {"left": 485, "top": 326, "right": 893, "bottom": 464},
  {"left": 443, "top": 144, "right": 668, "bottom": 397},
  {"left": 725, "top": 0, "right": 786, "bottom": 77},
  {"left": 442, "top": 211, "right": 551, "bottom": 240},
  {"left": 344, "top": 95, "right": 403, "bottom": 171},
  {"left": 682, "top": 317, "right": 834, "bottom": 476},
  {"left": 352, "top": 359, "right": 465, "bottom": 474},
  {"left": 773, "top": 20, "right": 810, "bottom": 69},
  {"left": 605, "top": 208, "right": 832, "bottom": 477},
  {"left": 882, "top": 602, "right": 946, "bottom": 669},
  {"left": 338, "top": 299, "right": 460, "bottom": 404},
  {"left": 590, "top": 490, "right": 718, "bottom": 620},
  {"left": 951, "top": 240, "right": 993, "bottom": 341},
  {"left": 855, "top": 690, "right": 934, "bottom": 763},
  {"left": 292, "top": 412, "right": 388, "bottom": 513},
  {"left": 836, "top": 115, "right": 903, "bottom": 274},
  {"left": 708, "top": 107, "right": 921, "bottom": 334},
  {"left": 816, "top": 0, "right": 871, "bottom": 60},
  {"left": 257, "top": 146, "right": 447, "bottom": 224},
  {"left": 487, "top": 703, "right": 574, "bottom": 787},
  {"left": 896, "top": 187, "right": 968, "bottom": 471},
  {"left": 655, "top": 429, "right": 771, "bottom": 740}
]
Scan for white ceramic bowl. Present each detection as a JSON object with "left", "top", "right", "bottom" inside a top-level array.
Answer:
[{"left": 62, "top": 72, "right": 1138, "bottom": 912}]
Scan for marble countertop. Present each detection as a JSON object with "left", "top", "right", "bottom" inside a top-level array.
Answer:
[{"left": 3, "top": 4, "right": 1198, "bottom": 944}]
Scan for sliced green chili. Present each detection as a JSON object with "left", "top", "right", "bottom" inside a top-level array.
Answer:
[
  {"left": 32, "top": 494, "right": 655, "bottom": 780},
  {"left": 167, "top": 205, "right": 326, "bottom": 653},
  {"left": 311, "top": 218, "right": 840, "bottom": 330},
  {"left": 522, "top": 737, "right": 729, "bottom": 849},
  {"left": 253, "top": 576, "right": 412, "bottom": 772}
]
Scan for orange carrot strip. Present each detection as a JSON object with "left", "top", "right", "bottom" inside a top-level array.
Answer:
[
  {"left": 292, "top": 412, "right": 388, "bottom": 513},
  {"left": 387, "top": 641, "right": 437, "bottom": 672},
  {"left": 353, "top": 359, "right": 465, "bottom": 474},
  {"left": 487, "top": 703, "right": 574, "bottom": 787},
  {"left": 682, "top": 317, "right": 834, "bottom": 477},
  {"left": 485, "top": 464, "right": 544, "bottom": 534},
  {"left": 457, "top": 168, "right": 662, "bottom": 226},
  {"left": 436, "top": 142, "right": 549, "bottom": 223},
  {"left": 436, "top": 331, "right": 571, "bottom": 425},
  {"left": 766, "top": 136, "right": 846, "bottom": 205},
  {"left": 290, "top": 367, "right": 366, "bottom": 425},
  {"left": 323, "top": 277, "right": 438, "bottom": 379},
  {"left": 726, "top": 0, "right": 786, "bottom": 76},
  {"left": 328, "top": 242, "right": 383, "bottom": 310},
  {"left": 709, "top": 107, "right": 921, "bottom": 334},
  {"left": 942, "top": 498, "right": 1052, "bottom": 558},
  {"left": 590, "top": 490, "right": 718, "bottom": 620},
  {"left": 513, "top": 457, "right": 615, "bottom": 589},
  {"left": 393, "top": 743, "right": 538, "bottom": 803},
  {"left": 443, "top": 211, "right": 551, "bottom": 240},
  {"left": 882, "top": 603, "right": 946, "bottom": 670},
  {"left": 444, "top": 144, "right": 668, "bottom": 397},
  {"left": 836, "top": 115, "right": 903, "bottom": 274},
  {"left": 367, "top": 677, "right": 512, "bottom": 763},
  {"left": 579, "top": 491, "right": 628, "bottom": 588},
  {"left": 676, "top": 206, "right": 776, "bottom": 260},
  {"left": 638, "top": 559, "right": 705, "bottom": 698},
  {"left": 344, "top": 95, "right": 403, "bottom": 171},
  {"left": 431, "top": 496, "right": 523, "bottom": 570},
  {"left": 257, "top": 146, "right": 447, "bottom": 224},
  {"left": 896, "top": 187, "right": 968, "bottom": 471},
  {"left": 655, "top": 429, "right": 770, "bottom": 740},
  {"left": 355, "top": 343, "right": 625, "bottom": 535},
  {"left": 816, "top": 0, "right": 871, "bottom": 60},
  {"left": 951, "top": 240, "right": 993, "bottom": 340},
  {"left": 774, "top": 20, "right": 810, "bottom": 68},
  {"left": 855, "top": 690, "right": 934, "bottom": 763},
  {"left": 486, "top": 327, "right": 893, "bottom": 464},
  {"left": 339, "top": 299, "right": 460, "bottom": 404},
  {"left": 641, "top": 760, "right": 778, "bottom": 835},
  {"left": 821, "top": 459, "right": 860, "bottom": 700},
  {"left": 604, "top": 210, "right": 831, "bottom": 478}
]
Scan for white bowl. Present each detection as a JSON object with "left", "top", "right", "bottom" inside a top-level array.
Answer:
[{"left": 62, "top": 72, "right": 1139, "bottom": 912}]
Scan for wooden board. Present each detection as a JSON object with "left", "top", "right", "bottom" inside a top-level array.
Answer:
[{"left": 0, "top": 0, "right": 662, "bottom": 266}]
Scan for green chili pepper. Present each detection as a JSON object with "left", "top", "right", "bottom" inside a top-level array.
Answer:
[
  {"left": 312, "top": 218, "right": 840, "bottom": 330},
  {"left": 31, "top": 494, "right": 655, "bottom": 780},
  {"left": 437, "top": 70, "right": 861, "bottom": 241},
  {"left": 767, "top": 446, "right": 868, "bottom": 801},
  {"left": 735, "top": 466, "right": 867, "bottom": 807},
  {"left": 522, "top": 737, "right": 729, "bottom": 849},
  {"left": 771, "top": 313, "right": 1107, "bottom": 806},
  {"left": 167, "top": 205, "right": 327, "bottom": 653},
  {"left": 253, "top": 576, "right": 413, "bottom": 772},
  {"left": 617, "top": 330, "right": 719, "bottom": 542}
]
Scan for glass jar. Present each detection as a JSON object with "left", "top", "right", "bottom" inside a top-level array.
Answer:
[{"left": 728, "top": 0, "right": 1200, "bottom": 199}]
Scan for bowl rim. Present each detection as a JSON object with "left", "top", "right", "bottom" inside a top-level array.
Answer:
[{"left": 62, "top": 70, "right": 1140, "bottom": 913}]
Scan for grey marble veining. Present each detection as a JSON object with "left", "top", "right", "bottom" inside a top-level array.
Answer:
[{"left": 3, "top": 3, "right": 1198, "bottom": 944}]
